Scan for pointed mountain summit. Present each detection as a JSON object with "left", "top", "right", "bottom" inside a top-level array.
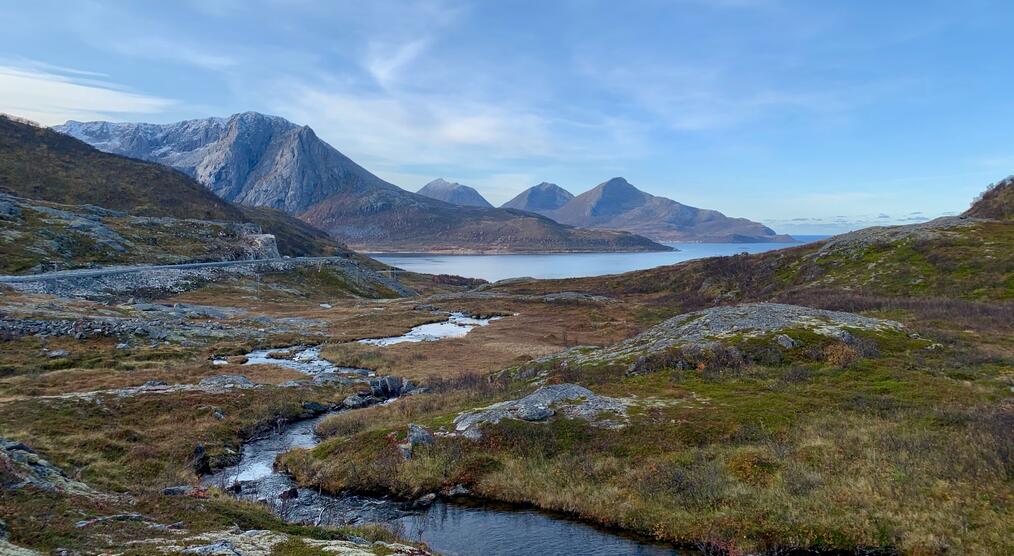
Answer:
[
  {"left": 417, "top": 179, "right": 493, "bottom": 208},
  {"left": 56, "top": 114, "right": 669, "bottom": 253},
  {"left": 501, "top": 182, "right": 574, "bottom": 213},
  {"left": 546, "top": 177, "right": 793, "bottom": 243}
]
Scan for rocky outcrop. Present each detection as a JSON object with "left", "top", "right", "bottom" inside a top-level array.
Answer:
[
  {"left": 125, "top": 528, "right": 427, "bottom": 555},
  {"left": 514, "top": 303, "right": 905, "bottom": 377},
  {"left": 0, "top": 439, "right": 101, "bottom": 497},
  {"left": 963, "top": 176, "right": 1013, "bottom": 220},
  {"left": 0, "top": 256, "right": 413, "bottom": 301},
  {"left": 454, "top": 384, "right": 628, "bottom": 438},
  {"left": 812, "top": 216, "right": 984, "bottom": 259},
  {"left": 0, "top": 192, "right": 280, "bottom": 274}
]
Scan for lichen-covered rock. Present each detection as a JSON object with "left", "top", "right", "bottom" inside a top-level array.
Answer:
[
  {"left": 128, "top": 528, "right": 428, "bottom": 555},
  {"left": 0, "top": 439, "right": 101, "bottom": 498},
  {"left": 407, "top": 424, "right": 435, "bottom": 447},
  {"left": 454, "top": 384, "right": 627, "bottom": 438},
  {"left": 197, "top": 375, "right": 256, "bottom": 390},
  {"left": 522, "top": 303, "right": 903, "bottom": 376}
]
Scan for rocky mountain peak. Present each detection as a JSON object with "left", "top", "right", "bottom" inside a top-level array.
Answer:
[{"left": 417, "top": 179, "right": 493, "bottom": 208}]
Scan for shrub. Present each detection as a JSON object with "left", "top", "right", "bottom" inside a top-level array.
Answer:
[
  {"left": 822, "top": 342, "right": 860, "bottom": 368},
  {"left": 629, "top": 343, "right": 746, "bottom": 376}
]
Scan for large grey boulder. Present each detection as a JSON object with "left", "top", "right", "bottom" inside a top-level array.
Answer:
[{"left": 454, "top": 384, "right": 627, "bottom": 438}]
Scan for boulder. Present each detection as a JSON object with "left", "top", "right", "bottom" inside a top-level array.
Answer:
[
  {"left": 454, "top": 384, "right": 627, "bottom": 439},
  {"left": 301, "top": 401, "right": 327, "bottom": 415},
  {"left": 191, "top": 445, "right": 210, "bottom": 475},
  {"left": 775, "top": 334, "right": 799, "bottom": 349},
  {"left": 407, "top": 424, "right": 434, "bottom": 446},
  {"left": 342, "top": 393, "right": 374, "bottom": 409}
]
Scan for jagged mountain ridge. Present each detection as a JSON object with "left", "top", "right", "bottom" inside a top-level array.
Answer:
[
  {"left": 501, "top": 182, "right": 574, "bottom": 212},
  {"left": 543, "top": 177, "right": 793, "bottom": 243},
  {"left": 417, "top": 179, "right": 493, "bottom": 207},
  {"left": 57, "top": 113, "right": 398, "bottom": 214},
  {"left": 56, "top": 113, "right": 669, "bottom": 253},
  {"left": 0, "top": 114, "right": 345, "bottom": 257}
]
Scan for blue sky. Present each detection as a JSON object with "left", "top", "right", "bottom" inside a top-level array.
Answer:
[{"left": 1, "top": 0, "right": 1012, "bottom": 233}]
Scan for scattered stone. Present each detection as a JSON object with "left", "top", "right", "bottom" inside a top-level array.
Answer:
[
  {"left": 181, "top": 540, "right": 242, "bottom": 555},
  {"left": 47, "top": 349, "right": 69, "bottom": 358},
  {"left": 75, "top": 513, "right": 148, "bottom": 528},
  {"left": 319, "top": 303, "right": 332, "bottom": 309},
  {"left": 444, "top": 484, "right": 470, "bottom": 497},
  {"left": 212, "top": 410, "right": 225, "bottom": 421},
  {"left": 197, "top": 375, "right": 256, "bottom": 390}
]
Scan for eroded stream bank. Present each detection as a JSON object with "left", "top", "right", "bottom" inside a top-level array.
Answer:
[{"left": 204, "top": 338, "right": 687, "bottom": 555}]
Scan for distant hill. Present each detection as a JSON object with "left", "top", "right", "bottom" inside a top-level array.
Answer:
[
  {"left": 417, "top": 179, "right": 493, "bottom": 207},
  {"left": 501, "top": 182, "right": 574, "bottom": 212},
  {"left": 58, "top": 113, "right": 669, "bottom": 253},
  {"left": 543, "top": 177, "right": 793, "bottom": 243},
  {"left": 0, "top": 115, "right": 344, "bottom": 257},
  {"left": 964, "top": 176, "right": 1013, "bottom": 220}
]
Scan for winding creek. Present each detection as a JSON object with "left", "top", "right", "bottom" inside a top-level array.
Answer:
[
  {"left": 206, "top": 313, "right": 687, "bottom": 555},
  {"left": 358, "top": 312, "right": 500, "bottom": 346}
]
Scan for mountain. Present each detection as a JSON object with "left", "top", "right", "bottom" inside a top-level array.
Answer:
[
  {"left": 417, "top": 179, "right": 493, "bottom": 208},
  {"left": 501, "top": 182, "right": 574, "bottom": 212},
  {"left": 544, "top": 177, "right": 793, "bottom": 243},
  {"left": 57, "top": 112, "right": 396, "bottom": 214},
  {"left": 0, "top": 114, "right": 344, "bottom": 257},
  {"left": 57, "top": 113, "right": 669, "bottom": 253}
]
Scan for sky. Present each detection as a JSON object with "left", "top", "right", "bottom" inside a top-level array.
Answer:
[{"left": 1, "top": 0, "right": 1013, "bottom": 234}]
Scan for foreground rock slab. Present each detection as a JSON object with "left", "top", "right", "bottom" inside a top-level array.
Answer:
[
  {"left": 128, "top": 528, "right": 428, "bottom": 555},
  {"left": 454, "top": 384, "right": 627, "bottom": 438}
]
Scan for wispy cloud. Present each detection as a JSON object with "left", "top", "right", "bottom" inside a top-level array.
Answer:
[
  {"left": 0, "top": 63, "right": 175, "bottom": 125},
  {"left": 365, "top": 39, "right": 430, "bottom": 88}
]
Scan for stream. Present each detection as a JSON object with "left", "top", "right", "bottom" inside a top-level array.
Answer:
[
  {"left": 359, "top": 312, "right": 499, "bottom": 346},
  {"left": 205, "top": 314, "right": 687, "bottom": 555}
]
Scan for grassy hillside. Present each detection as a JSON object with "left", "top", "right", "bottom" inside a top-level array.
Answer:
[
  {"left": 0, "top": 115, "right": 344, "bottom": 257},
  {"left": 281, "top": 182, "right": 1014, "bottom": 555}
]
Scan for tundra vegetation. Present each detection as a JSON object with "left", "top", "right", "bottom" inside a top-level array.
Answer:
[{"left": 0, "top": 173, "right": 1011, "bottom": 555}]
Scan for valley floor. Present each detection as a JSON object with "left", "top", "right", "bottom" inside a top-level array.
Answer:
[{"left": 0, "top": 225, "right": 1011, "bottom": 555}]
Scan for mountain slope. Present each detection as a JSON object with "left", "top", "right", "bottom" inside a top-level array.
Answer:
[
  {"left": 501, "top": 182, "right": 574, "bottom": 212},
  {"left": 417, "top": 179, "right": 493, "bottom": 207},
  {"left": 57, "top": 113, "right": 670, "bottom": 253},
  {"left": 545, "top": 177, "right": 792, "bottom": 243},
  {"left": 3, "top": 115, "right": 242, "bottom": 221},
  {"left": 964, "top": 176, "right": 1013, "bottom": 220},
  {"left": 0, "top": 115, "right": 344, "bottom": 257}
]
